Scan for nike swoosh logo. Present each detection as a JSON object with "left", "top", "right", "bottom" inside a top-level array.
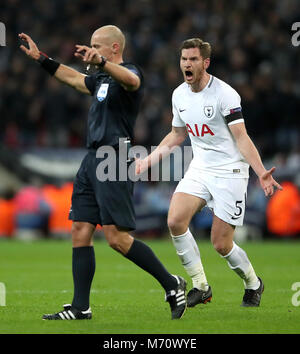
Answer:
[
  {"left": 179, "top": 109, "right": 186, "bottom": 112},
  {"left": 177, "top": 250, "right": 188, "bottom": 256},
  {"left": 231, "top": 216, "right": 240, "bottom": 220}
]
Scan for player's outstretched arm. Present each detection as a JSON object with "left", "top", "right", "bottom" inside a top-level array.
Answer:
[
  {"left": 19, "top": 33, "right": 90, "bottom": 95},
  {"left": 136, "top": 126, "right": 187, "bottom": 175},
  {"left": 229, "top": 122, "right": 283, "bottom": 196}
]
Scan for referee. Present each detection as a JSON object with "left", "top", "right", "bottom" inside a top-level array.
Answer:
[{"left": 19, "top": 25, "right": 186, "bottom": 320}]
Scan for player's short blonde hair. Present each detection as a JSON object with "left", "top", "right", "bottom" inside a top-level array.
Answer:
[{"left": 180, "top": 38, "right": 211, "bottom": 59}]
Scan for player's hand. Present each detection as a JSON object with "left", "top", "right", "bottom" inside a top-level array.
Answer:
[
  {"left": 18, "top": 33, "right": 40, "bottom": 60},
  {"left": 259, "top": 167, "right": 283, "bottom": 197},
  {"left": 135, "top": 158, "right": 149, "bottom": 175},
  {"left": 74, "top": 45, "right": 103, "bottom": 65}
]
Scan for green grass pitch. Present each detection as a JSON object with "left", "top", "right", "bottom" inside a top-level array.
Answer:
[{"left": 0, "top": 238, "right": 299, "bottom": 334}]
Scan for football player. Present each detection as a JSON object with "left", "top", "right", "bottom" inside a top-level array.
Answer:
[{"left": 136, "top": 38, "right": 282, "bottom": 308}]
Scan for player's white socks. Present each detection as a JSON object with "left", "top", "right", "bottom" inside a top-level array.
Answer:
[
  {"left": 171, "top": 228, "right": 209, "bottom": 291},
  {"left": 223, "top": 242, "right": 260, "bottom": 290}
]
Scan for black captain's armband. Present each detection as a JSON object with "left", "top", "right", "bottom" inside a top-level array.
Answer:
[
  {"left": 225, "top": 107, "right": 243, "bottom": 124},
  {"left": 37, "top": 51, "right": 60, "bottom": 76}
]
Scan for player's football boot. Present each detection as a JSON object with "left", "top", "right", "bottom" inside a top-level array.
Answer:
[
  {"left": 42, "top": 304, "right": 92, "bottom": 320},
  {"left": 187, "top": 285, "right": 212, "bottom": 307},
  {"left": 165, "top": 275, "right": 187, "bottom": 319},
  {"left": 241, "top": 277, "right": 264, "bottom": 307}
]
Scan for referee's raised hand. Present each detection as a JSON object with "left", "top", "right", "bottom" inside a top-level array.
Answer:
[
  {"left": 74, "top": 45, "right": 103, "bottom": 65},
  {"left": 18, "top": 33, "right": 40, "bottom": 60}
]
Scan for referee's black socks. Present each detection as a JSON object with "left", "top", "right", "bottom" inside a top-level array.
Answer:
[
  {"left": 71, "top": 241, "right": 177, "bottom": 311},
  {"left": 71, "top": 246, "right": 95, "bottom": 311},
  {"left": 125, "top": 239, "right": 177, "bottom": 292}
]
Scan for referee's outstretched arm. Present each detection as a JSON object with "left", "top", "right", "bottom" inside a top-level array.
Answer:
[
  {"left": 18, "top": 32, "right": 140, "bottom": 94},
  {"left": 74, "top": 44, "right": 140, "bottom": 91},
  {"left": 19, "top": 33, "right": 90, "bottom": 95}
]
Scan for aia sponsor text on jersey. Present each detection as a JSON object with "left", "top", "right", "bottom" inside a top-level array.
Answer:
[{"left": 186, "top": 123, "right": 214, "bottom": 137}]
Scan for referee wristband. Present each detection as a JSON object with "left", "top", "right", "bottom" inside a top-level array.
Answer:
[
  {"left": 37, "top": 51, "right": 60, "bottom": 76},
  {"left": 98, "top": 55, "right": 107, "bottom": 68}
]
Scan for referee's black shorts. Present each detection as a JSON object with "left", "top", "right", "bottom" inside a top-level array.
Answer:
[{"left": 69, "top": 150, "right": 135, "bottom": 231}]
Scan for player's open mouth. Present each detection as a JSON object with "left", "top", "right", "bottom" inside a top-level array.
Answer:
[{"left": 185, "top": 70, "right": 193, "bottom": 80}]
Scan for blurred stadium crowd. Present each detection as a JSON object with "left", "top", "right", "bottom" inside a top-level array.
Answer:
[{"left": 0, "top": 0, "right": 300, "bottom": 239}]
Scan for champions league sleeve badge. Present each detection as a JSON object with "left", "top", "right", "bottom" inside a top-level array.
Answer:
[{"left": 97, "top": 83, "right": 109, "bottom": 102}]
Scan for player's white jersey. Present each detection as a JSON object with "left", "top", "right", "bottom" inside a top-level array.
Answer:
[{"left": 172, "top": 75, "right": 249, "bottom": 178}]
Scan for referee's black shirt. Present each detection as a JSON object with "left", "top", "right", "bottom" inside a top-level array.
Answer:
[{"left": 84, "top": 62, "right": 144, "bottom": 150}]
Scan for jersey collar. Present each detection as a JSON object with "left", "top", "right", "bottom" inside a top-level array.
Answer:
[{"left": 187, "top": 74, "right": 213, "bottom": 94}]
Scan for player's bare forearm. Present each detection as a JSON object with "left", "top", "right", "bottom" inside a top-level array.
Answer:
[
  {"left": 235, "top": 133, "right": 266, "bottom": 177},
  {"left": 147, "top": 127, "right": 187, "bottom": 164},
  {"left": 136, "top": 126, "right": 187, "bottom": 174},
  {"left": 230, "top": 122, "right": 282, "bottom": 196},
  {"left": 229, "top": 122, "right": 265, "bottom": 176},
  {"left": 159, "top": 127, "right": 187, "bottom": 149}
]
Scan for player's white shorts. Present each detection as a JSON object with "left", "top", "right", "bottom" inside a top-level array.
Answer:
[{"left": 174, "top": 168, "right": 248, "bottom": 226}]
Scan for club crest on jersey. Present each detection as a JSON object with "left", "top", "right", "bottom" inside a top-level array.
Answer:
[
  {"left": 204, "top": 106, "right": 214, "bottom": 118},
  {"left": 97, "top": 83, "right": 109, "bottom": 102}
]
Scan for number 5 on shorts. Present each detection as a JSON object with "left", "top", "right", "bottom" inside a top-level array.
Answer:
[{"left": 232, "top": 200, "right": 243, "bottom": 220}]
